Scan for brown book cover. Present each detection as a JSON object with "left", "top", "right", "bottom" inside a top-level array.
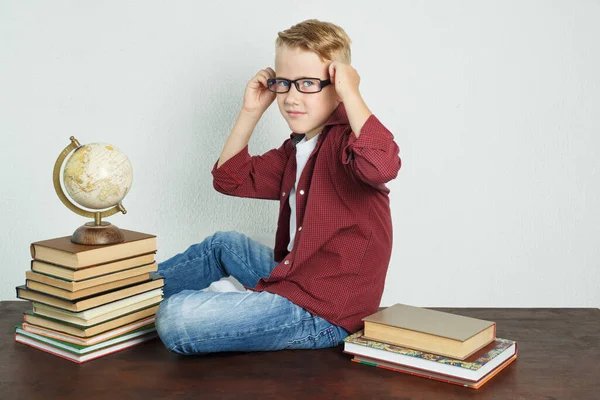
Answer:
[
  {"left": 26, "top": 262, "right": 157, "bottom": 291},
  {"left": 33, "top": 295, "right": 163, "bottom": 327},
  {"left": 21, "top": 317, "right": 156, "bottom": 346},
  {"left": 31, "top": 253, "right": 156, "bottom": 281},
  {"left": 23, "top": 305, "right": 159, "bottom": 338},
  {"left": 362, "top": 304, "right": 496, "bottom": 360},
  {"left": 363, "top": 304, "right": 495, "bottom": 342},
  {"left": 16, "top": 274, "right": 164, "bottom": 312},
  {"left": 30, "top": 230, "right": 157, "bottom": 268},
  {"left": 25, "top": 274, "right": 152, "bottom": 299}
]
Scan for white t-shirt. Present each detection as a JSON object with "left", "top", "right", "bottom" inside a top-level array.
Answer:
[{"left": 287, "top": 133, "right": 320, "bottom": 251}]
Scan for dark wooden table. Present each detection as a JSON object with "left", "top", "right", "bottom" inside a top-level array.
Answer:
[{"left": 1, "top": 301, "right": 598, "bottom": 400}]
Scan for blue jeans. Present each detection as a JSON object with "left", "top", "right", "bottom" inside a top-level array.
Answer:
[{"left": 155, "top": 230, "right": 349, "bottom": 355}]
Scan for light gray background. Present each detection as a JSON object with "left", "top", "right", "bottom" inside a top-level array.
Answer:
[{"left": 1, "top": 1, "right": 598, "bottom": 307}]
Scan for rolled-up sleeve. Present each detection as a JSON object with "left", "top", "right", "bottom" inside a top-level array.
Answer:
[
  {"left": 341, "top": 115, "right": 401, "bottom": 187},
  {"left": 211, "top": 142, "right": 289, "bottom": 200}
]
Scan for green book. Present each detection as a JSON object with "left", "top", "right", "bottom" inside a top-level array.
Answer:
[
  {"left": 15, "top": 323, "right": 156, "bottom": 354},
  {"left": 14, "top": 324, "right": 158, "bottom": 363}
]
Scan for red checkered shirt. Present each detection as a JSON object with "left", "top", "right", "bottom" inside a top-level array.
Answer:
[{"left": 211, "top": 103, "right": 401, "bottom": 333}]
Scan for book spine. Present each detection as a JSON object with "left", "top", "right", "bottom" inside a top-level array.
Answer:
[{"left": 16, "top": 288, "right": 29, "bottom": 304}]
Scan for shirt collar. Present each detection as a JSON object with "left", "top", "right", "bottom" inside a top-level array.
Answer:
[
  {"left": 323, "top": 102, "right": 349, "bottom": 127},
  {"left": 290, "top": 102, "right": 348, "bottom": 147}
]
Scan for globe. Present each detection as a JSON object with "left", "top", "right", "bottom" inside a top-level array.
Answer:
[
  {"left": 62, "top": 143, "right": 133, "bottom": 210},
  {"left": 53, "top": 137, "right": 133, "bottom": 245}
]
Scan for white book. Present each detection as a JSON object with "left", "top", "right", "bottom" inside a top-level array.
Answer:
[
  {"left": 343, "top": 340, "right": 517, "bottom": 382},
  {"left": 15, "top": 325, "right": 156, "bottom": 354},
  {"left": 15, "top": 333, "right": 158, "bottom": 363}
]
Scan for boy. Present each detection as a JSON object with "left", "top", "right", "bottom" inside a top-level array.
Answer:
[{"left": 155, "top": 19, "right": 401, "bottom": 355}]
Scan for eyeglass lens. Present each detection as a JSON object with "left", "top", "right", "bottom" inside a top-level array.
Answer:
[{"left": 268, "top": 79, "right": 322, "bottom": 93}]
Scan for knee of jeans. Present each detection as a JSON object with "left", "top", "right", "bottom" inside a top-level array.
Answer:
[
  {"left": 155, "top": 298, "right": 184, "bottom": 353},
  {"left": 211, "top": 230, "right": 244, "bottom": 246},
  {"left": 155, "top": 294, "right": 217, "bottom": 355}
]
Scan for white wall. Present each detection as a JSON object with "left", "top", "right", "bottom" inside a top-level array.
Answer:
[{"left": 1, "top": 0, "right": 598, "bottom": 307}]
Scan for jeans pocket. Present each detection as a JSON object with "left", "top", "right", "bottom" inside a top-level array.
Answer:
[
  {"left": 286, "top": 325, "right": 337, "bottom": 350},
  {"left": 331, "top": 325, "right": 350, "bottom": 346}
]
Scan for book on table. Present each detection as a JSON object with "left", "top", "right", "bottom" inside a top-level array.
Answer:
[
  {"left": 21, "top": 316, "right": 157, "bottom": 346},
  {"left": 25, "top": 273, "right": 153, "bottom": 299},
  {"left": 31, "top": 253, "right": 156, "bottom": 281},
  {"left": 362, "top": 303, "right": 496, "bottom": 360},
  {"left": 30, "top": 230, "right": 157, "bottom": 268},
  {"left": 15, "top": 323, "right": 157, "bottom": 355},
  {"left": 25, "top": 261, "right": 157, "bottom": 291},
  {"left": 14, "top": 323, "right": 158, "bottom": 364},
  {"left": 344, "top": 330, "right": 517, "bottom": 389},
  {"left": 16, "top": 274, "right": 164, "bottom": 312},
  {"left": 32, "top": 291, "right": 163, "bottom": 326},
  {"left": 15, "top": 229, "right": 164, "bottom": 363},
  {"left": 23, "top": 305, "right": 160, "bottom": 337},
  {"left": 31, "top": 288, "right": 163, "bottom": 323}
]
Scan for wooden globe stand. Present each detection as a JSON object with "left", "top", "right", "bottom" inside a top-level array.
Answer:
[
  {"left": 54, "top": 136, "right": 128, "bottom": 245},
  {"left": 71, "top": 213, "right": 126, "bottom": 246}
]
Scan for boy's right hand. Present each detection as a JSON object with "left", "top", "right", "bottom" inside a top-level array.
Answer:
[{"left": 242, "top": 67, "right": 277, "bottom": 115}]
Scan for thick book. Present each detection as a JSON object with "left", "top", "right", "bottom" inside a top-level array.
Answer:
[
  {"left": 15, "top": 323, "right": 156, "bottom": 355},
  {"left": 14, "top": 331, "right": 158, "bottom": 363},
  {"left": 32, "top": 288, "right": 163, "bottom": 321},
  {"left": 33, "top": 295, "right": 163, "bottom": 326},
  {"left": 30, "top": 230, "right": 157, "bottom": 268},
  {"left": 351, "top": 353, "right": 517, "bottom": 389},
  {"left": 344, "top": 330, "right": 517, "bottom": 385},
  {"left": 21, "top": 316, "right": 156, "bottom": 346},
  {"left": 16, "top": 274, "right": 164, "bottom": 312},
  {"left": 25, "top": 274, "right": 152, "bottom": 299},
  {"left": 26, "top": 262, "right": 157, "bottom": 291},
  {"left": 362, "top": 304, "right": 496, "bottom": 360},
  {"left": 23, "top": 305, "right": 159, "bottom": 337},
  {"left": 31, "top": 253, "right": 156, "bottom": 281}
]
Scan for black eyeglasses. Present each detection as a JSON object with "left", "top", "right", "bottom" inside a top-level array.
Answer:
[{"left": 267, "top": 77, "right": 331, "bottom": 93}]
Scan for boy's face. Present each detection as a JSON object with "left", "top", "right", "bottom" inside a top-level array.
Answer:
[{"left": 274, "top": 45, "right": 341, "bottom": 139}]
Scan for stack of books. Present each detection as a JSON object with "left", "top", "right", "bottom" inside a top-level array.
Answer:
[
  {"left": 14, "top": 229, "right": 164, "bottom": 363},
  {"left": 344, "top": 304, "right": 518, "bottom": 389}
]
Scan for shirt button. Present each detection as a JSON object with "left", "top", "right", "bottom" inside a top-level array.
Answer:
[
  {"left": 298, "top": 226, "right": 302, "bottom": 231},
  {"left": 282, "top": 192, "right": 286, "bottom": 197},
  {"left": 284, "top": 260, "right": 290, "bottom": 265},
  {"left": 299, "top": 190, "right": 305, "bottom": 195}
]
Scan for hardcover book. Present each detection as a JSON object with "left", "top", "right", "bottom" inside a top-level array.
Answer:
[
  {"left": 362, "top": 304, "right": 496, "bottom": 360},
  {"left": 344, "top": 330, "right": 517, "bottom": 387},
  {"left": 31, "top": 253, "right": 156, "bottom": 281},
  {"left": 21, "top": 316, "right": 156, "bottom": 346},
  {"left": 23, "top": 305, "right": 159, "bottom": 338},
  {"left": 30, "top": 230, "right": 157, "bottom": 268},
  {"left": 16, "top": 274, "right": 164, "bottom": 312}
]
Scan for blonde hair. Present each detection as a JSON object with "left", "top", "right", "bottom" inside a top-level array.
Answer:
[{"left": 276, "top": 19, "right": 352, "bottom": 64}]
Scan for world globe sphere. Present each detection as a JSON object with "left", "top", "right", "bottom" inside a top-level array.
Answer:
[{"left": 62, "top": 143, "right": 133, "bottom": 210}]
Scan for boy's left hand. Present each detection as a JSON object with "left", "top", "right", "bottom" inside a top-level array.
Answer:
[{"left": 328, "top": 61, "right": 361, "bottom": 102}]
